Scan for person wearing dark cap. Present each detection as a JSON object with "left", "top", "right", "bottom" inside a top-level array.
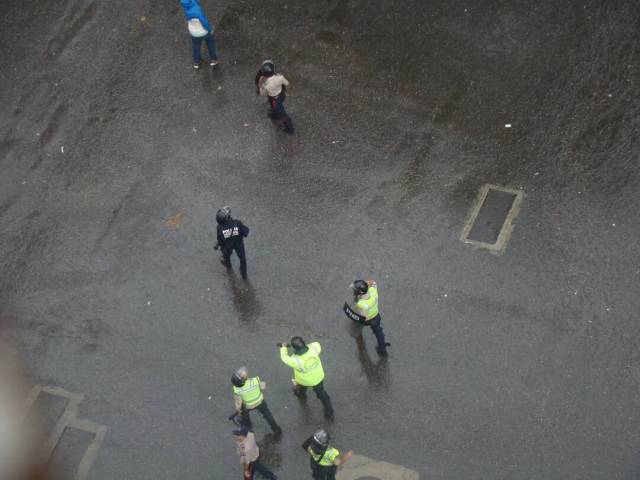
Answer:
[
  {"left": 278, "top": 337, "right": 334, "bottom": 421},
  {"left": 215, "top": 205, "right": 250, "bottom": 279},
  {"left": 351, "top": 279, "right": 390, "bottom": 355},
  {"left": 255, "top": 60, "right": 294, "bottom": 134},
  {"left": 302, "top": 429, "right": 352, "bottom": 480},
  {"left": 231, "top": 366, "right": 282, "bottom": 435},
  {"left": 233, "top": 425, "right": 278, "bottom": 480}
]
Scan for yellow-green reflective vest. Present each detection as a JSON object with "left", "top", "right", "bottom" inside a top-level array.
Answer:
[
  {"left": 308, "top": 446, "right": 340, "bottom": 466},
  {"left": 291, "top": 343, "right": 325, "bottom": 386},
  {"left": 233, "top": 376, "right": 264, "bottom": 408},
  {"left": 356, "top": 285, "right": 379, "bottom": 319}
]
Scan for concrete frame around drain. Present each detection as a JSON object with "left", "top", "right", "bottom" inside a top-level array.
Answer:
[
  {"left": 24, "top": 384, "right": 108, "bottom": 480},
  {"left": 337, "top": 454, "right": 420, "bottom": 480},
  {"left": 459, "top": 184, "right": 524, "bottom": 254}
]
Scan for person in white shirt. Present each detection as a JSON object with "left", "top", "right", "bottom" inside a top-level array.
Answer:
[
  {"left": 255, "top": 60, "right": 294, "bottom": 134},
  {"left": 233, "top": 426, "right": 278, "bottom": 479}
]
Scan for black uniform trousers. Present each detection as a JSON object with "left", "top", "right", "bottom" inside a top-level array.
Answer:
[
  {"left": 240, "top": 400, "right": 280, "bottom": 433},
  {"left": 295, "top": 381, "right": 334, "bottom": 418},
  {"left": 310, "top": 461, "right": 337, "bottom": 480},
  {"left": 222, "top": 243, "right": 247, "bottom": 278},
  {"left": 366, "top": 314, "right": 388, "bottom": 353}
]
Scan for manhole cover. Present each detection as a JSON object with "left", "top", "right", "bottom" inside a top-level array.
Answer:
[{"left": 460, "top": 184, "right": 524, "bottom": 254}]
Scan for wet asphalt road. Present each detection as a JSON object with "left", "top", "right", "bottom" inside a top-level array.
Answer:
[{"left": 1, "top": 0, "right": 640, "bottom": 479}]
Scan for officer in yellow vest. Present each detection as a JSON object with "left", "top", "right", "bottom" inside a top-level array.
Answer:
[
  {"left": 302, "top": 429, "right": 352, "bottom": 480},
  {"left": 278, "top": 337, "right": 334, "bottom": 421},
  {"left": 352, "top": 279, "right": 390, "bottom": 355},
  {"left": 232, "top": 367, "right": 282, "bottom": 435}
]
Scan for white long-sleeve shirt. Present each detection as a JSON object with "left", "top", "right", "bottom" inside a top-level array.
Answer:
[
  {"left": 259, "top": 74, "right": 289, "bottom": 97},
  {"left": 236, "top": 432, "right": 259, "bottom": 465}
]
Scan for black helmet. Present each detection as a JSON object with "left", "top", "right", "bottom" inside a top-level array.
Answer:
[
  {"left": 261, "top": 60, "right": 275, "bottom": 77},
  {"left": 311, "top": 429, "right": 329, "bottom": 452},
  {"left": 352, "top": 280, "right": 368, "bottom": 296},
  {"left": 231, "top": 367, "right": 247, "bottom": 387},
  {"left": 290, "top": 336, "right": 306, "bottom": 353},
  {"left": 216, "top": 205, "right": 231, "bottom": 224}
]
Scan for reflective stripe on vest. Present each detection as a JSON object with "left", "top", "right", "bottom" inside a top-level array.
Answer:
[
  {"left": 233, "top": 377, "right": 263, "bottom": 408},
  {"left": 293, "top": 345, "right": 321, "bottom": 374},
  {"left": 291, "top": 343, "right": 325, "bottom": 386},
  {"left": 357, "top": 286, "right": 379, "bottom": 319},
  {"left": 308, "top": 446, "right": 340, "bottom": 466}
]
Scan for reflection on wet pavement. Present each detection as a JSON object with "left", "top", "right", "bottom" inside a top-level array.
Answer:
[
  {"left": 355, "top": 335, "right": 390, "bottom": 391},
  {"left": 227, "top": 272, "right": 261, "bottom": 324},
  {"left": 258, "top": 432, "right": 283, "bottom": 470}
]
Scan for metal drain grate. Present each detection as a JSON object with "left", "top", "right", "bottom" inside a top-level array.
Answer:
[{"left": 460, "top": 184, "right": 524, "bottom": 254}]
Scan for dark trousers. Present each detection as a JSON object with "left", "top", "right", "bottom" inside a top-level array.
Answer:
[
  {"left": 241, "top": 401, "right": 280, "bottom": 433},
  {"left": 269, "top": 96, "right": 287, "bottom": 119},
  {"left": 222, "top": 243, "right": 247, "bottom": 277},
  {"left": 250, "top": 458, "right": 277, "bottom": 480},
  {"left": 268, "top": 96, "right": 293, "bottom": 133},
  {"left": 295, "top": 381, "right": 334, "bottom": 418},
  {"left": 367, "top": 314, "right": 388, "bottom": 352},
  {"left": 310, "top": 462, "right": 337, "bottom": 480},
  {"left": 191, "top": 33, "right": 217, "bottom": 63}
]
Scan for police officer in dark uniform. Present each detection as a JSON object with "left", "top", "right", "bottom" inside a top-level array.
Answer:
[{"left": 215, "top": 206, "right": 249, "bottom": 278}]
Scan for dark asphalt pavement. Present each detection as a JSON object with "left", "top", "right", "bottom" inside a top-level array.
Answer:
[{"left": 1, "top": 1, "right": 639, "bottom": 479}]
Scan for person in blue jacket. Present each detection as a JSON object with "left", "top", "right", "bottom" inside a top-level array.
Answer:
[{"left": 179, "top": 0, "right": 218, "bottom": 69}]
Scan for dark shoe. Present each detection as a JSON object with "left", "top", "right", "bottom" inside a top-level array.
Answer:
[
  {"left": 220, "top": 258, "right": 231, "bottom": 268},
  {"left": 376, "top": 345, "right": 389, "bottom": 356}
]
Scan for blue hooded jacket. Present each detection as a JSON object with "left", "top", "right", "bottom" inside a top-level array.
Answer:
[{"left": 180, "top": 0, "right": 212, "bottom": 33}]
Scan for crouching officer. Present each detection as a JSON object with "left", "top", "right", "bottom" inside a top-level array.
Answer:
[
  {"left": 302, "top": 429, "right": 352, "bottom": 480},
  {"left": 232, "top": 367, "right": 282, "bottom": 435},
  {"left": 215, "top": 206, "right": 250, "bottom": 278},
  {"left": 255, "top": 60, "right": 294, "bottom": 134},
  {"left": 278, "top": 337, "right": 334, "bottom": 421},
  {"left": 352, "top": 279, "right": 390, "bottom": 355}
]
